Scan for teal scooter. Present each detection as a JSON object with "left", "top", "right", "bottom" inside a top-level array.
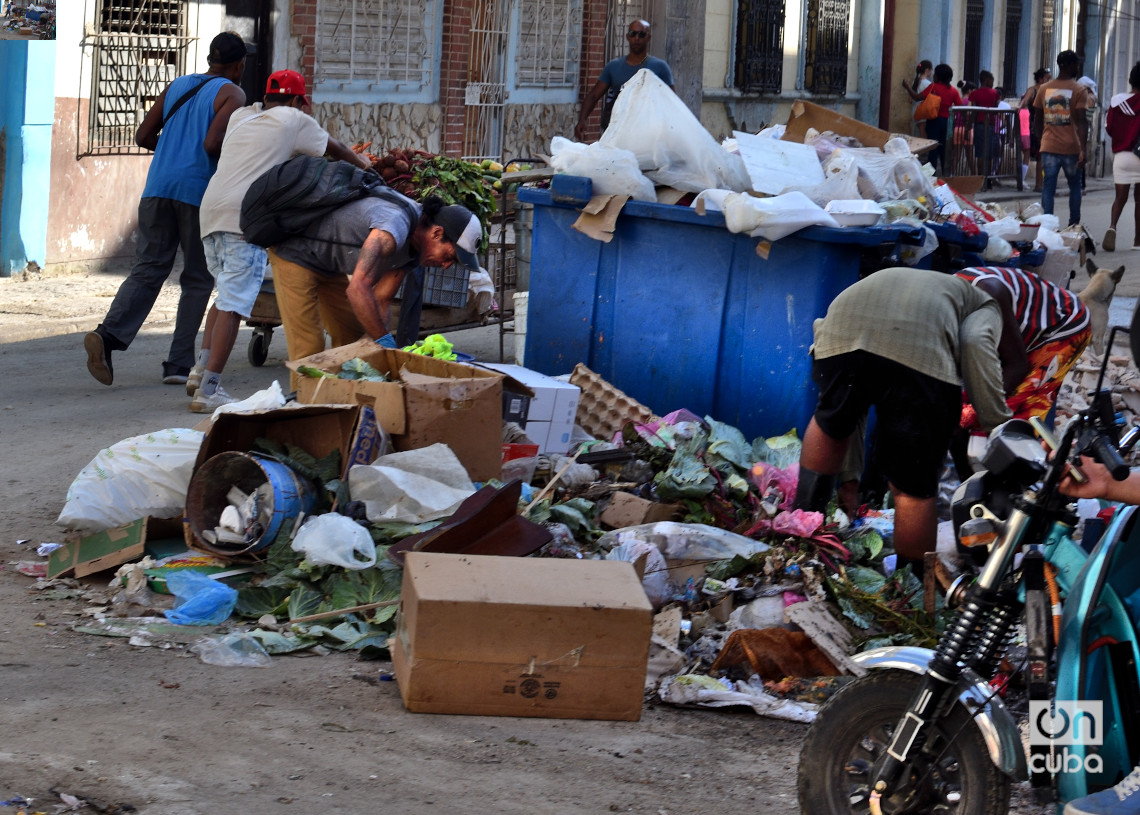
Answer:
[{"left": 798, "top": 324, "right": 1140, "bottom": 814}]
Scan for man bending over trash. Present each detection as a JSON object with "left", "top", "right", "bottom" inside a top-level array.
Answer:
[{"left": 793, "top": 267, "right": 1013, "bottom": 575}]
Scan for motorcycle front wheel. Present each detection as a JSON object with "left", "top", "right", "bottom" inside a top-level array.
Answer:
[{"left": 797, "top": 670, "right": 1011, "bottom": 815}]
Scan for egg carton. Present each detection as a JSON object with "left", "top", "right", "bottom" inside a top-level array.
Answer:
[{"left": 569, "top": 363, "right": 658, "bottom": 441}]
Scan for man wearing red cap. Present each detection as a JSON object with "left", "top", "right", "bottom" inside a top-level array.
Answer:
[{"left": 188, "top": 69, "right": 369, "bottom": 413}]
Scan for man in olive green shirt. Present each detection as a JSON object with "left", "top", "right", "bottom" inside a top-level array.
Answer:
[{"left": 795, "top": 268, "right": 1014, "bottom": 570}]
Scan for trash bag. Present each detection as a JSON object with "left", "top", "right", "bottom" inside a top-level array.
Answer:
[
  {"left": 191, "top": 632, "right": 273, "bottom": 667},
  {"left": 57, "top": 428, "right": 204, "bottom": 533},
  {"left": 347, "top": 443, "right": 475, "bottom": 524},
  {"left": 549, "top": 137, "right": 656, "bottom": 202},
  {"left": 291, "top": 513, "right": 377, "bottom": 570},
  {"left": 693, "top": 189, "right": 839, "bottom": 241},
  {"left": 844, "top": 138, "right": 937, "bottom": 203},
  {"left": 783, "top": 150, "right": 861, "bottom": 206},
  {"left": 163, "top": 569, "right": 238, "bottom": 626},
  {"left": 600, "top": 69, "right": 751, "bottom": 193}
]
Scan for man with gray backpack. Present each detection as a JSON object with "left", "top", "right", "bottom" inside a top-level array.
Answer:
[{"left": 84, "top": 32, "right": 247, "bottom": 388}]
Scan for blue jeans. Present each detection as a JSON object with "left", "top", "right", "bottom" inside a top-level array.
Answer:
[{"left": 1041, "top": 152, "right": 1082, "bottom": 226}]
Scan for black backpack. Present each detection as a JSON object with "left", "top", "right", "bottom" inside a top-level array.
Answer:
[{"left": 240, "top": 155, "right": 406, "bottom": 248}]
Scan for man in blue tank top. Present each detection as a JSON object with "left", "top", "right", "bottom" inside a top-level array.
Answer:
[
  {"left": 84, "top": 32, "right": 247, "bottom": 387},
  {"left": 574, "top": 19, "right": 674, "bottom": 141}
]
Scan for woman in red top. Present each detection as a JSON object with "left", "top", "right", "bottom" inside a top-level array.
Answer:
[
  {"left": 1104, "top": 61, "right": 1140, "bottom": 251},
  {"left": 902, "top": 63, "right": 962, "bottom": 174}
]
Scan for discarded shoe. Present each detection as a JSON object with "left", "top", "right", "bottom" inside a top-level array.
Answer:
[
  {"left": 190, "top": 386, "right": 235, "bottom": 414},
  {"left": 1104, "top": 227, "right": 1117, "bottom": 252},
  {"left": 162, "top": 362, "right": 190, "bottom": 385},
  {"left": 1064, "top": 765, "right": 1140, "bottom": 814},
  {"left": 84, "top": 331, "right": 113, "bottom": 386},
  {"left": 186, "top": 365, "right": 204, "bottom": 396}
]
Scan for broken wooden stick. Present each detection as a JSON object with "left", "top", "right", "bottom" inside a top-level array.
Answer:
[{"left": 289, "top": 598, "right": 399, "bottom": 624}]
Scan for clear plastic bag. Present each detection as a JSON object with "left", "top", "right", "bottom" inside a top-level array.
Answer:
[
  {"left": 600, "top": 70, "right": 751, "bottom": 193},
  {"left": 291, "top": 512, "right": 377, "bottom": 570},
  {"left": 191, "top": 632, "right": 273, "bottom": 667},
  {"left": 694, "top": 189, "right": 840, "bottom": 241},
  {"left": 57, "top": 428, "right": 204, "bottom": 533}
]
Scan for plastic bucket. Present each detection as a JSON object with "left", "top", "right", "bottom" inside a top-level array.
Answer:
[{"left": 185, "top": 452, "right": 316, "bottom": 556}]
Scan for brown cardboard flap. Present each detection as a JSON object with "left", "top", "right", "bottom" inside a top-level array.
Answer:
[{"left": 782, "top": 100, "right": 938, "bottom": 155}]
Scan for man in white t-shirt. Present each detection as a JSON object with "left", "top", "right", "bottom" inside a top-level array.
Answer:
[{"left": 189, "top": 69, "right": 370, "bottom": 413}]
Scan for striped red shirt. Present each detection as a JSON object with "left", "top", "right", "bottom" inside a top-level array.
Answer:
[{"left": 954, "top": 266, "right": 1089, "bottom": 350}]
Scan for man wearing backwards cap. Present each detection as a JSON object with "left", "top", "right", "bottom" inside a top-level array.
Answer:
[
  {"left": 268, "top": 189, "right": 482, "bottom": 390},
  {"left": 84, "top": 32, "right": 247, "bottom": 388},
  {"left": 187, "top": 69, "right": 370, "bottom": 413}
]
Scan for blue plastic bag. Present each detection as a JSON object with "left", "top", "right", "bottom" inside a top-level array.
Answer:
[{"left": 163, "top": 570, "right": 238, "bottom": 626}]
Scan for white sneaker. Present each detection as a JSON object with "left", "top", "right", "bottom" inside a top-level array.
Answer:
[
  {"left": 186, "top": 365, "right": 205, "bottom": 397},
  {"left": 190, "top": 386, "right": 235, "bottom": 414}
]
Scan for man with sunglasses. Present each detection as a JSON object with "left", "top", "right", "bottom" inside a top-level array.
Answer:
[{"left": 574, "top": 19, "right": 673, "bottom": 141}]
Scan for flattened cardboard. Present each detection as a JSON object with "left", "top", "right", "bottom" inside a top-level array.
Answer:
[
  {"left": 392, "top": 553, "right": 653, "bottom": 720},
  {"left": 572, "top": 193, "right": 630, "bottom": 243},
  {"left": 599, "top": 492, "right": 683, "bottom": 529},
  {"left": 48, "top": 516, "right": 183, "bottom": 579},
  {"left": 782, "top": 100, "right": 938, "bottom": 156},
  {"left": 289, "top": 340, "right": 514, "bottom": 481}
]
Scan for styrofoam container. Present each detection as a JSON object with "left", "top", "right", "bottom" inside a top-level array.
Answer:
[
  {"left": 1017, "top": 223, "right": 1041, "bottom": 242},
  {"left": 825, "top": 199, "right": 885, "bottom": 227}
]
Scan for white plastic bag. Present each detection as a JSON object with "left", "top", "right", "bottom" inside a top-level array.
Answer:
[
  {"left": 211, "top": 381, "right": 287, "bottom": 419},
  {"left": 693, "top": 189, "right": 840, "bottom": 241},
  {"left": 600, "top": 69, "right": 751, "bottom": 193},
  {"left": 347, "top": 443, "right": 475, "bottom": 523},
  {"left": 982, "top": 235, "right": 1014, "bottom": 263},
  {"left": 549, "top": 137, "right": 656, "bottom": 202},
  {"left": 291, "top": 513, "right": 377, "bottom": 570},
  {"left": 845, "top": 139, "right": 937, "bottom": 203},
  {"left": 57, "top": 428, "right": 204, "bottom": 533},
  {"left": 897, "top": 220, "right": 940, "bottom": 266},
  {"left": 981, "top": 216, "right": 1022, "bottom": 241},
  {"left": 784, "top": 150, "right": 861, "bottom": 206}
]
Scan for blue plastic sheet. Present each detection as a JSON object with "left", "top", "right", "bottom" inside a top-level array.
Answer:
[{"left": 164, "top": 569, "right": 238, "bottom": 626}]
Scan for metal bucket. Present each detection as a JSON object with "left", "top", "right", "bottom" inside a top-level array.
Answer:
[{"left": 185, "top": 452, "right": 316, "bottom": 556}]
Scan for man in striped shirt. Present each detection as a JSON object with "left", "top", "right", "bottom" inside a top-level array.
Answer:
[{"left": 953, "top": 265, "right": 1090, "bottom": 425}]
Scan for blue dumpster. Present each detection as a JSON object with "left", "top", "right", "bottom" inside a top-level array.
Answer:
[{"left": 517, "top": 179, "right": 924, "bottom": 439}]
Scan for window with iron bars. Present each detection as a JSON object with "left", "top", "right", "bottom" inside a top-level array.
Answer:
[
  {"left": 315, "top": 0, "right": 438, "bottom": 102},
  {"left": 734, "top": 0, "right": 784, "bottom": 94},
  {"left": 1002, "top": 0, "right": 1021, "bottom": 95},
  {"left": 803, "top": 0, "right": 848, "bottom": 95},
  {"left": 514, "top": 0, "right": 581, "bottom": 90},
  {"left": 84, "top": 0, "right": 191, "bottom": 155}
]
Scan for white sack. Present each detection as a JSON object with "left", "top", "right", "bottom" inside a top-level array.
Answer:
[
  {"left": 600, "top": 69, "right": 751, "bottom": 193},
  {"left": 347, "top": 443, "right": 475, "bottom": 523},
  {"left": 549, "top": 137, "right": 656, "bottom": 202},
  {"left": 694, "top": 189, "right": 840, "bottom": 241},
  {"left": 56, "top": 428, "right": 204, "bottom": 533}
]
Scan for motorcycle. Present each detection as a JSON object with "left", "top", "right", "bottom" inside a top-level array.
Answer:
[{"left": 797, "top": 325, "right": 1140, "bottom": 815}]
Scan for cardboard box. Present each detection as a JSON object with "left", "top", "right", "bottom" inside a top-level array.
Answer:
[
  {"left": 599, "top": 492, "right": 683, "bottom": 529},
  {"left": 480, "top": 363, "right": 580, "bottom": 455},
  {"left": 391, "top": 553, "right": 653, "bottom": 720},
  {"left": 782, "top": 99, "right": 938, "bottom": 156},
  {"left": 185, "top": 404, "right": 380, "bottom": 554},
  {"left": 47, "top": 516, "right": 184, "bottom": 579},
  {"left": 289, "top": 340, "right": 511, "bottom": 481}
]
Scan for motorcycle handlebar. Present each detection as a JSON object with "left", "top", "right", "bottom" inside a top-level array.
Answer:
[{"left": 1091, "top": 434, "right": 1131, "bottom": 481}]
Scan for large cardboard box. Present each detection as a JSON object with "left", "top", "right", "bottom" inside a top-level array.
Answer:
[
  {"left": 782, "top": 99, "right": 938, "bottom": 156},
  {"left": 288, "top": 340, "right": 508, "bottom": 481},
  {"left": 391, "top": 553, "right": 653, "bottom": 720},
  {"left": 480, "top": 363, "right": 581, "bottom": 454},
  {"left": 47, "top": 516, "right": 184, "bottom": 579}
]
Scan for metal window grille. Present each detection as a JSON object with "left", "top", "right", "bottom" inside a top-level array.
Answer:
[
  {"left": 1002, "top": 0, "right": 1021, "bottom": 93},
  {"left": 315, "top": 0, "right": 435, "bottom": 93},
  {"left": 803, "top": 0, "right": 848, "bottom": 95},
  {"left": 734, "top": 0, "right": 784, "bottom": 94},
  {"left": 1040, "top": 0, "right": 1056, "bottom": 70},
  {"left": 82, "top": 0, "right": 191, "bottom": 156},
  {"left": 463, "top": 0, "right": 509, "bottom": 161},
  {"left": 962, "top": 0, "right": 984, "bottom": 84},
  {"left": 515, "top": 0, "right": 581, "bottom": 88}
]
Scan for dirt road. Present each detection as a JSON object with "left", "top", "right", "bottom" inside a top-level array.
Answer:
[{"left": 0, "top": 268, "right": 1053, "bottom": 813}]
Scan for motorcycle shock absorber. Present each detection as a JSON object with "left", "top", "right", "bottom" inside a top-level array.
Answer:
[{"left": 965, "top": 595, "right": 1019, "bottom": 678}]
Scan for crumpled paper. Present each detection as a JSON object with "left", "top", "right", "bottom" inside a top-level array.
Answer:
[{"left": 658, "top": 673, "right": 818, "bottom": 722}]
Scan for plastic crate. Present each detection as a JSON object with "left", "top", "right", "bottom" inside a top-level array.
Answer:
[{"left": 422, "top": 264, "right": 470, "bottom": 308}]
